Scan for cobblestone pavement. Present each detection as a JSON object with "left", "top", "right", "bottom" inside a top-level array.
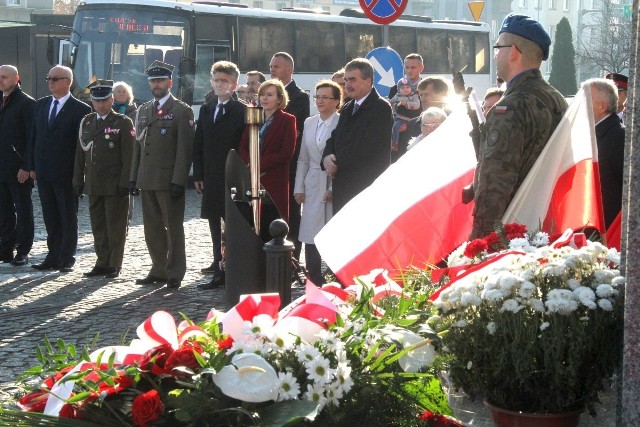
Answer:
[{"left": 0, "top": 189, "right": 616, "bottom": 425}]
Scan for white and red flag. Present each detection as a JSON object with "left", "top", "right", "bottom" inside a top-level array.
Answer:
[{"left": 315, "top": 106, "right": 477, "bottom": 284}]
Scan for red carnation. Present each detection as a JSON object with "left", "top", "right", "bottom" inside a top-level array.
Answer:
[
  {"left": 483, "top": 231, "right": 503, "bottom": 252},
  {"left": 504, "top": 223, "right": 527, "bottom": 240},
  {"left": 463, "top": 239, "right": 488, "bottom": 259},
  {"left": 217, "top": 335, "right": 234, "bottom": 351},
  {"left": 132, "top": 389, "right": 164, "bottom": 427},
  {"left": 165, "top": 342, "right": 203, "bottom": 371}
]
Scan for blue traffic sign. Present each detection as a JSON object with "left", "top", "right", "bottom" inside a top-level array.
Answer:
[{"left": 365, "top": 47, "right": 403, "bottom": 97}]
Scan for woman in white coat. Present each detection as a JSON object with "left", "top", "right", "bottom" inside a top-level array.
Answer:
[{"left": 294, "top": 80, "right": 342, "bottom": 284}]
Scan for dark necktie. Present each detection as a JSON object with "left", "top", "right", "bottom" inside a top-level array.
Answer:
[
  {"left": 214, "top": 103, "right": 224, "bottom": 123},
  {"left": 154, "top": 100, "right": 160, "bottom": 115},
  {"left": 352, "top": 102, "right": 360, "bottom": 116},
  {"left": 49, "top": 99, "right": 59, "bottom": 128},
  {"left": 97, "top": 117, "right": 104, "bottom": 126}
]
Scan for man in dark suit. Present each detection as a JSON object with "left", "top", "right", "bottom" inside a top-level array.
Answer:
[
  {"left": 322, "top": 58, "right": 393, "bottom": 214},
  {"left": 193, "top": 61, "right": 246, "bottom": 290},
  {"left": 130, "top": 61, "right": 195, "bottom": 289},
  {"left": 25, "top": 65, "right": 91, "bottom": 272},
  {"left": 586, "top": 78, "right": 625, "bottom": 228},
  {"left": 270, "top": 52, "right": 309, "bottom": 259},
  {"left": 0, "top": 65, "right": 35, "bottom": 267}
]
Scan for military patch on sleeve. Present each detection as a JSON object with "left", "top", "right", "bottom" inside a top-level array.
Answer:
[
  {"left": 494, "top": 106, "right": 507, "bottom": 114},
  {"left": 189, "top": 119, "right": 194, "bottom": 127},
  {"left": 488, "top": 129, "right": 500, "bottom": 146}
]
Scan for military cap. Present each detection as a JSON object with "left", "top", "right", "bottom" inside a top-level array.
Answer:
[
  {"left": 87, "top": 79, "right": 114, "bottom": 100},
  {"left": 605, "top": 73, "right": 628, "bottom": 90},
  {"left": 146, "top": 60, "right": 174, "bottom": 80},
  {"left": 499, "top": 14, "right": 551, "bottom": 61}
]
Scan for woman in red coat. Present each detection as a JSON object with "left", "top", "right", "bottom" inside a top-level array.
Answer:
[{"left": 239, "top": 79, "right": 297, "bottom": 228}]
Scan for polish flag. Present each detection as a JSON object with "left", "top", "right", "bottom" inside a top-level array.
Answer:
[
  {"left": 315, "top": 106, "right": 477, "bottom": 284},
  {"left": 501, "top": 87, "right": 604, "bottom": 235}
]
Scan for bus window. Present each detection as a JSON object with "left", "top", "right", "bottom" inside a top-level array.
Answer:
[
  {"left": 294, "top": 21, "right": 345, "bottom": 73},
  {"left": 238, "top": 18, "right": 293, "bottom": 71},
  {"left": 388, "top": 26, "right": 417, "bottom": 59},
  {"left": 345, "top": 24, "right": 381, "bottom": 60},
  {"left": 475, "top": 33, "right": 490, "bottom": 74},
  {"left": 417, "top": 30, "right": 449, "bottom": 74}
]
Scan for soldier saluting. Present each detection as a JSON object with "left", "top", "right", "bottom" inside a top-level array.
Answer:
[
  {"left": 73, "top": 80, "right": 134, "bottom": 279},
  {"left": 130, "top": 61, "right": 195, "bottom": 289}
]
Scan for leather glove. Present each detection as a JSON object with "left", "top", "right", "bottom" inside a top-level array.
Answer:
[
  {"left": 462, "top": 183, "right": 474, "bottom": 204},
  {"left": 128, "top": 181, "right": 140, "bottom": 196},
  {"left": 73, "top": 186, "right": 84, "bottom": 198},
  {"left": 170, "top": 183, "right": 184, "bottom": 200},
  {"left": 118, "top": 187, "right": 129, "bottom": 198}
]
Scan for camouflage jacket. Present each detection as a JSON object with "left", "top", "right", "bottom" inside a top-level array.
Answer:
[{"left": 470, "top": 68, "right": 567, "bottom": 238}]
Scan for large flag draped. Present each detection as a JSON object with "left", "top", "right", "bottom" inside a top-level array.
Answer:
[
  {"left": 315, "top": 106, "right": 477, "bottom": 284},
  {"left": 501, "top": 87, "right": 604, "bottom": 235}
]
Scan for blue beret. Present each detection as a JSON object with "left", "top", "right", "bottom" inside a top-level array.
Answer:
[
  {"left": 499, "top": 14, "right": 551, "bottom": 61},
  {"left": 146, "top": 60, "right": 174, "bottom": 80}
]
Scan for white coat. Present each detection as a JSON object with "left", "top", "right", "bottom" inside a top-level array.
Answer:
[{"left": 294, "top": 112, "right": 339, "bottom": 243}]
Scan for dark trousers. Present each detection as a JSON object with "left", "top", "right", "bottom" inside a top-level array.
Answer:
[
  {"left": 0, "top": 180, "right": 34, "bottom": 257},
  {"left": 37, "top": 179, "right": 78, "bottom": 266},
  {"left": 289, "top": 194, "right": 302, "bottom": 259},
  {"left": 208, "top": 216, "right": 224, "bottom": 274},
  {"left": 141, "top": 190, "right": 186, "bottom": 281},
  {"left": 305, "top": 243, "right": 324, "bottom": 285},
  {"left": 89, "top": 195, "right": 129, "bottom": 269}
]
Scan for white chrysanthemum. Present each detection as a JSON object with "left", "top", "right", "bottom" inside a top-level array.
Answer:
[
  {"left": 509, "top": 237, "right": 533, "bottom": 252},
  {"left": 461, "top": 291, "right": 482, "bottom": 306},
  {"left": 268, "top": 329, "right": 297, "bottom": 350},
  {"left": 317, "top": 329, "right": 340, "bottom": 352},
  {"left": 277, "top": 371, "right": 300, "bottom": 401},
  {"left": 518, "top": 282, "right": 536, "bottom": 299},
  {"left": 611, "top": 276, "right": 625, "bottom": 287},
  {"left": 596, "top": 284, "right": 617, "bottom": 298},
  {"left": 573, "top": 286, "right": 597, "bottom": 309},
  {"left": 500, "top": 298, "right": 524, "bottom": 313},
  {"left": 305, "top": 383, "right": 327, "bottom": 409},
  {"left": 598, "top": 298, "right": 614, "bottom": 311},
  {"left": 296, "top": 343, "right": 321, "bottom": 363},
  {"left": 542, "top": 263, "right": 567, "bottom": 277},
  {"left": 482, "top": 288, "right": 508, "bottom": 303},
  {"left": 497, "top": 271, "right": 523, "bottom": 293},
  {"left": 530, "top": 232, "right": 549, "bottom": 246},
  {"left": 545, "top": 289, "right": 578, "bottom": 314},
  {"left": 454, "top": 320, "right": 467, "bottom": 328},
  {"left": 562, "top": 255, "right": 581, "bottom": 269},
  {"left": 566, "top": 278, "right": 582, "bottom": 290},
  {"left": 584, "top": 241, "right": 609, "bottom": 260},
  {"left": 447, "top": 242, "right": 471, "bottom": 267},
  {"left": 539, "top": 322, "right": 550, "bottom": 331},
  {"left": 241, "top": 314, "right": 276, "bottom": 338},
  {"left": 594, "top": 269, "right": 615, "bottom": 284},
  {"left": 228, "top": 337, "right": 265, "bottom": 355},
  {"left": 335, "top": 362, "right": 354, "bottom": 394},
  {"left": 305, "top": 356, "right": 333, "bottom": 384},
  {"left": 606, "top": 248, "right": 621, "bottom": 265},
  {"left": 528, "top": 298, "right": 545, "bottom": 313},
  {"left": 486, "top": 322, "right": 496, "bottom": 335},
  {"left": 324, "top": 381, "right": 343, "bottom": 407},
  {"left": 520, "top": 268, "right": 536, "bottom": 281}
]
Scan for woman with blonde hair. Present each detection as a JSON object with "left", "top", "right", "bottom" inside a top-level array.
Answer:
[{"left": 112, "top": 81, "right": 137, "bottom": 120}]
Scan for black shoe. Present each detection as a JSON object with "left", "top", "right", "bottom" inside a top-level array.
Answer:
[
  {"left": 84, "top": 266, "right": 108, "bottom": 277},
  {"left": 197, "top": 277, "right": 224, "bottom": 290},
  {"left": 105, "top": 267, "right": 121, "bottom": 278},
  {"left": 59, "top": 263, "right": 74, "bottom": 273},
  {"left": 200, "top": 263, "right": 218, "bottom": 274},
  {"left": 32, "top": 261, "right": 59, "bottom": 271},
  {"left": 1, "top": 253, "right": 13, "bottom": 263},
  {"left": 10, "top": 254, "right": 29, "bottom": 266},
  {"left": 167, "top": 278, "right": 181, "bottom": 289},
  {"left": 136, "top": 275, "right": 166, "bottom": 285}
]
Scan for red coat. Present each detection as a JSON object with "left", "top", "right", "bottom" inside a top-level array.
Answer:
[{"left": 239, "top": 109, "right": 296, "bottom": 221}]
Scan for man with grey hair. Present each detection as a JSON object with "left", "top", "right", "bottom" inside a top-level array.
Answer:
[
  {"left": 321, "top": 58, "right": 392, "bottom": 214},
  {"left": 584, "top": 78, "right": 625, "bottom": 228}
]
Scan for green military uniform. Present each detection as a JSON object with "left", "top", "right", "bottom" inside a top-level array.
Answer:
[
  {"left": 73, "top": 110, "right": 134, "bottom": 270},
  {"left": 130, "top": 94, "right": 194, "bottom": 282},
  {"left": 471, "top": 68, "right": 567, "bottom": 238}
]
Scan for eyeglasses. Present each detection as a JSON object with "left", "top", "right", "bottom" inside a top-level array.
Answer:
[
  {"left": 421, "top": 122, "right": 440, "bottom": 128},
  {"left": 314, "top": 96, "right": 336, "bottom": 101},
  {"left": 493, "top": 44, "right": 522, "bottom": 54},
  {"left": 45, "top": 77, "right": 70, "bottom": 82}
]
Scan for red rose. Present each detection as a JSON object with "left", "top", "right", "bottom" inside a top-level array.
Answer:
[
  {"left": 138, "top": 343, "right": 174, "bottom": 375},
  {"left": 463, "top": 239, "right": 488, "bottom": 259},
  {"left": 217, "top": 336, "right": 234, "bottom": 351},
  {"left": 132, "top": 389, "right": 164, "bottom": 427},
  {"left": 165, "top": 343, "right": 203, "bottom": 371}
]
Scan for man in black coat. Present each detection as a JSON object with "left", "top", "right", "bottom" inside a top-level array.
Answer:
[
  {"left": 322, "top": 58, "right": 392, "bottom": 214},
  {"left": 0, "top": 65, "right": 35, "bottom": 266},
  {"left": 193, "top": 61, "right": 246, "bottom": 289},
  {"left": 270, "top": 52, "right": 310, "bottom": 259},
  {"left": 24, "top": 65, "right": 91, "bottom": 272},
  {"left": 586, "top": 78, "right": 625, "bottom": 228}
]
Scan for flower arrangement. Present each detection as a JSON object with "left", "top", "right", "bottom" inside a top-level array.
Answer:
[
  {"left": 1, "top": 271, "right": 463, "bottom": 427},
  {"left": 431, "top": 225, "right": 624, "bottom": 416}
]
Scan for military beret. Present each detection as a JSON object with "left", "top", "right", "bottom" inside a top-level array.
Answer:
[
  {"left": 499, "top": 14, "right": 551, "bottom": 61},
  {"left": 146, "top": 60, "right": 174, "bottom": 80},
  {"left": 606, "top": 73, "right": 628, "bottom": 90},
  {"left": 87, "top": 79, "right": 113, "bottom": 100}
]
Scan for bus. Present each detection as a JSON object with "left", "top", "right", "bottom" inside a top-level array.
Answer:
[{"left": 60, "top": 0, "right": 492, "bottom": 110}]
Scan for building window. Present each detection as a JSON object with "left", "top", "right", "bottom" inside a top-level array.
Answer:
[
  {"left": 253, "top": 1, "right": 263, "bottom": 8},
  {"left": 519, "top": 0, "right": 527, "bottom": 7},
  {"left": 6, "top": 0, "right": 21, "bottom": 5},
  {"left": 549, "top": 0, "right": 557, "bottom": 9},
  {"left": 535, "top": 0, "right": 541, "bottom": 9},
  {"left": 548, "top": 25, "right": 556, "bottom": 43},
  {"left": 563, "top": 0, "right": 570, "bottom": 10}
]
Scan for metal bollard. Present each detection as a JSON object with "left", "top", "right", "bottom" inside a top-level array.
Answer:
[{"left": 264, "top": 219, "right": 294, "bottom": 308}]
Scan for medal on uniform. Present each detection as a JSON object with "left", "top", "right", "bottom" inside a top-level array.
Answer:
[
  {"left": 109, "top": 141, "right": 114, "bottom": 148},
  {"left": 105, "top": 134, "right": 110, "bottom": 140},
  {"left": 160, "top": 128, "right": 167, "bottom": 135}
]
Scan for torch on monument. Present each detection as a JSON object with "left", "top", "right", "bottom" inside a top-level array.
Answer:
[{"left": 246, "top": 104, "right": 264, "bottom": 235}]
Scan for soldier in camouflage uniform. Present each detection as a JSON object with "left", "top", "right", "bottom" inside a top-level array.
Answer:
[
  {"left": 470, "top": 14, "right": 568, "bottom": 239},
  {"left": 130, "top": 61, "right": 195, "bottom": 289},
  {"left": 73, "top": 80, "right": 134, "bottom": 278}
]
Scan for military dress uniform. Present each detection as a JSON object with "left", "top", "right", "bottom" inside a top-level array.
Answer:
[
  {"left": 73, "top": 82, "right": 134, "bottom": 277},
  {"left": 130, "top": 61, "right": 194, "bottom": 288}
]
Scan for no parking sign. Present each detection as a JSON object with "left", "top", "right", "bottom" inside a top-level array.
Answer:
[{"left": 359, "top": 0, "right": 408, "bottom": 25}]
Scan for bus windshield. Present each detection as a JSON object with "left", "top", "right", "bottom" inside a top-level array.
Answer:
[{"left": 70, "top": 8, "right": 189, "bottom": 104}]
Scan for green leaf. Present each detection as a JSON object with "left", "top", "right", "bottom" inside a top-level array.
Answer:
[
  {"left": 0, "top": 407, "right": 104, "bottom": 426},
  {"left": 43, "top": 335, "right": 53, "bottom": 353},
  {"left": 68, "top": 344, "right": 77, "bottom": 359},
  {"left": 403, "top": 377, "right": 454, "bottom": 416},
  {"left": 258, "top": 400, "right": 319, "bottom": 427},
  {"left": 66, "top": 391, "right": 93, "bottom": 403},
  {"left": 56, "top": 338, "right": 66, "bottom": 352}
]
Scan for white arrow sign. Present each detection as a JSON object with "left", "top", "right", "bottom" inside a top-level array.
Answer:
[{"left": 369, "top": 56, "right": 396, "bottom": 88}]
